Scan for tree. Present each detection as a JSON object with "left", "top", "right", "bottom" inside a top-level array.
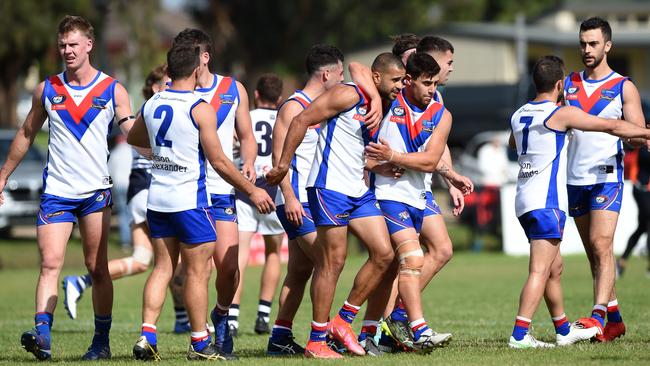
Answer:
[
  {"left": 187, "top": 0, "right": 435, "bottom": 83},
  {"left": 0, "top": 1, "right": 101, "bottom": 128}
]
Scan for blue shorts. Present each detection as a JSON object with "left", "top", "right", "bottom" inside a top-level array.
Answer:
[
  {"left": 147, "top": 207, "right": 217, "bottom": 244},
  {"left": 37, "top": 189, "right": 112, "bottom": 226},
  {"left": 210, "top": 194, "right": 238, "bottom": 222},
  {"left": 518, "top": 208, "right": 566, "bottom": 241},
  {"left": 567, "top": 182, "right": 623, "bottom": 217},
  {"left": 307, "top": 187, "right": 382, "bottom": 226},
  {"left": 276, "top": 203, "right": 316, "bottom": 240},
  {"left": 379, "top": 200, "right": 424, "bottom": 235},
  {"left": 423, "top": 191, "right": 441, "bottom": 217}
]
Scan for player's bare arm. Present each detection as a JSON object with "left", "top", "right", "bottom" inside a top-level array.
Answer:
[
  {"left": 235, "top": 80, "right": 257, "bottom": 182},
  {"left": 195, "top": 101, "right": 274, "bottom": 214},
  {"left": 348, "top": 62, "right": 382, "bottom": 130},
  {"left": 621, "top": 80, "right": 647, "bottom": 147},
  {"left": 266, "top": 84, "right": 360, "bottom": 185},
  {"left": 271, "top": 100, "right": 305, "bottom": 226},
  {"left": 366, "top": 110, "right": 452, "bottom": 172},
  {"left": 0, "top": 82, "right": 48, "bottom": 205},
  {"left": 126, "top": 115, "right": 150, "bottom": 148},
  {"left": 550, "top": 106, "right": 650, "bottom": 140}
]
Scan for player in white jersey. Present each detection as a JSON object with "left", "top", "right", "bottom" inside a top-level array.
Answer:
[
  {"left": 127, "top": 45, "right": 274, "bottom": 361},
  {"left": 229, "top": 74, "right": 285, "bottom": 336},
  {"left": 0, "top": 16, "right": 136, "bottom": 361},
  {"left": 267, "top": 53, "right": 402, "bottom": 359},
  {"left": 564, "top": 17, "right": 647, "bottom": 341},
  {"left": 171, "top": 29, "right": 257, "bottom": 355},
  {"left": 265, "top": 45, "right": 345, "bottom": 356},
  {"left": 507, "top": 55, "right": 650, "bottom": 349},
  {"left": 61, "top": 64, "right": 190, "bottom": 333},
  {"left": 363, "top": 53, "right": 453, "bottom": 352}
]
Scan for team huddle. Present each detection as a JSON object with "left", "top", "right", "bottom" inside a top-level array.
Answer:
[{"left": 0, "top": 14, "right": 647, "bottom": 361}]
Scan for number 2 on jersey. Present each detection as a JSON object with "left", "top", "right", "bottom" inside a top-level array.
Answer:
[
  {"left": 519, "top": 116, "right": 533, "bottom": 155},
  {"left": 256, "top": 120, "right": 272, "bottom": 156},
  {"left": 154, "top": 105, "right": 173, "bottom": 148}
]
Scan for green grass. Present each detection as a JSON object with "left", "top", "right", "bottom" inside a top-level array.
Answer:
[{"left": 1, "top": 234, "right": 649, "bottom": 365}]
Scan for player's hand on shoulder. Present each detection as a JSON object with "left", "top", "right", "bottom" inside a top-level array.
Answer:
[
  {"left": 363, "top": 96, "right": 383, "bottom": 132},
  {"left": 250, "top": 187, "right": 275, "bottom": 214}
]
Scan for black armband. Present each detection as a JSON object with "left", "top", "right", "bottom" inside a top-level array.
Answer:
[{"left": 117, "top": 115, "right": 136, "bottom": 126}]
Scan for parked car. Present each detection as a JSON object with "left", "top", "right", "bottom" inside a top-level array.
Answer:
[
  {"left": 0, "top": 130, "right": 45, "bottom": 235},
  {"left": 456, "top": 130, "right": 519, "bottom": 185}
]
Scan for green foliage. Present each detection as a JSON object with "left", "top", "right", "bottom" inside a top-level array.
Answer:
[
  {"left": 189, "top": 0, "right": 436, "bottom": 77},
  {"left": 0, "top": 0, "right": 101, "bottom": 79},
  {"left": 441, "top": 0, "right": 562, "bottom": 23}
]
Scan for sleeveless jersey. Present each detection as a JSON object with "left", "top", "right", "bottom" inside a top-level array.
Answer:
[
  {"left": 373, "top": 91, "right": 445, "bottom": 209},
  {"left": 424, "top": 90, "right": 444, "bottom": 192},
  {"left": 275, "top": 90, "right": 320, "bottom": 205},
  {"left": 306, "top": 83, "right": 371, "bottom": 198},
  {"left": 564, "top": 71, "right": 627, "bottom": 185},
  {"left": 41, "top": 71, "right": 118, "bottom": 198},
  {"left": 142, "top": 90, "right": 209, "bottom": 212},
  {"left": 249, "top": 108, "right": 277, "bottom": 176},
  {"left": 511, "top": 100, "right": 567, "bottom": 217},
  {"left": 196, "top": 74, "right": 239, "bottom": 195}
]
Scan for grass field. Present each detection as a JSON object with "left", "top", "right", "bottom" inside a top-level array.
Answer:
[{"left": 1, "top": 233, "right": 649, "bottom": 365}]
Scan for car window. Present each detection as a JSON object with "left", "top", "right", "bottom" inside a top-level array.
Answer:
[{"left": 0, "top": 138, "right": 43, "bottom": 163}]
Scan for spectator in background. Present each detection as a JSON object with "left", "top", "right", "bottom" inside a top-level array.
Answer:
[
  {"left": 108, "top": 134, "right": 132, "bottom": 249},
  {"left": 617, "top": 147, "right": 650, "bottom": 278},
  {"left": 473, "top": 136, "right": 509, "bottom": 250}
]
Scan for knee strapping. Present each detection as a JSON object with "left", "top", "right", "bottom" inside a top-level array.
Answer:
[
  {"left": 132, "top": 245, "right": 153, "bottom": 266},
  {"left": 396, "top": 240, "right": 424, "bottom": 276}
]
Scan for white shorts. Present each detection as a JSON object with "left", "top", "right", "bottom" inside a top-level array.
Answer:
[
  {"left": 236, "top": 199, "right": 284, "bottom": 235},
  {"left": 128, "top": 189, "right": 148, "bottom": 225}
]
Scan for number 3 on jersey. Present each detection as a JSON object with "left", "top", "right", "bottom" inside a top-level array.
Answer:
[
  {"left": 154, "top": 105, "right": 173, "bottom": 148},
  {"left": 255, "top": 120, "right": 272, "bottom": 156},
  {"left": 519, "top": 116, "right": 533, "bottom": 155}
]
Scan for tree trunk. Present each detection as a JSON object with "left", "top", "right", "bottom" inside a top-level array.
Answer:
[{"left": 0, "top": 61, "right": 21, "bottom": 128}]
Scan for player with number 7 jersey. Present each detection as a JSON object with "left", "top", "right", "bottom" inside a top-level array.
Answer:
[{"left": 507, "top": 55, "right": 650, "bottom": 349}]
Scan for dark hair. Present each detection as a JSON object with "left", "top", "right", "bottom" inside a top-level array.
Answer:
[
  {"left": 391, "top": 33, "right": 420, "bottom": 57},
  {"left": 406, "top": 53, "right": 440, "bottom": 80},
  {"left": 58, "top": 15, "right": 94, "bottom": 41},
  {"left": 142, "top": 64, "right": 168, "bottom": 99},
  {"left": 167, "top": 45, "right": 200, "bottom": 80},
  {"left": 580, "top": 17, "right": 612, "bottom": 42},
  {"left": 173, "top": 28, "right": 213, "bottom": 57},
  {"left": 371, "top": 52, "right": 405, "bottom": 73},
  {"left": 416, "top": 36, "right": 454, "bottom": 54},
  {"left": 256, "top": 73, "right": 283, "bottom": 104},
  {"left": 305, "top": 44, "right": 344, "bottom": 76},
  {"left": 532, "top": 55, "right": 565, "bottom": 93}
]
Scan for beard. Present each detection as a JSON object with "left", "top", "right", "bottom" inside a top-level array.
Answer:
[{"left": 582, "top": 53, "right": 604, "bottom": 68}]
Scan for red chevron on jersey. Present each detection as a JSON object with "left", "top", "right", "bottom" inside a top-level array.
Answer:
[
  {"left": 568, "top": 73, "right": 625, "bottom": 113},
  {"left": 48, "top": 75, "right": 115, "bottom": 125},
  {"left": 207, "top": 76, "right": 234, "bottom": 111},
  {"left": 398, "top": 93, "right": 444, "bottom": 139}
]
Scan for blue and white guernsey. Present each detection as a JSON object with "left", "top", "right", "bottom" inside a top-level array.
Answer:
[
  {"left": 511, "top": 100, "right": 567, "bottom": 217},
  {"left": 196, "top": 74, "right": 240, "bottom": 195},
  {"left": 424, "top": 90, "right": 444, "bottom": 192},
  {"left": 275, "top": 90, "right": 319, "bottom": 205},
  {"left": 142, "top": 90, "right": 208, "bottom": 212},
  {"left": 41, "top": 71, "right": 118, "bottom": 198},
  {"left": 564, "top": 71, "right": 627, "bottom": 185},
  {"left": 373, "top": 91, "right": 445, "bottom": 209},
  {"left": 306, "top": 83, "right": 371, "bottom": 197}
]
